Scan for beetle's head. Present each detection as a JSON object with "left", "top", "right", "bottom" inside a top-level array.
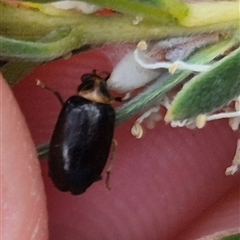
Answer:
[{"left": 77, "top": 72, "right": 112, "bottom": 104}]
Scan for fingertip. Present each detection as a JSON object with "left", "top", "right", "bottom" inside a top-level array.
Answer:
[{"left": 1, "top": 74, "right": 48, "bottom": 239}]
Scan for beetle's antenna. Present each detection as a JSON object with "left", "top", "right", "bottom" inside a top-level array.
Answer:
[
  {"left": 105, "top": 139, "right": 118, "bottom": 190},
  {"left": 36, "top": 79, "right": 64, "bottom": 106}
]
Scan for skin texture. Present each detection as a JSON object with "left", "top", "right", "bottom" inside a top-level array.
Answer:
[
  {"left": 5, "top": 45, "right": 240, "bottom": 239},
  {"left": 1, "top": 74, "right": 48, "bottom": 240}
]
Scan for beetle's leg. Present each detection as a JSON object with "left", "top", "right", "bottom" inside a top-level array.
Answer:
[
  {"left": 105, "top": 139, "right": 118, "bottom": 190},
  {"left": 36, "top": 79, "right": 64, "bottom": 106},
  {"left": 122, "top": 92, "right": 131, "bottom": 101},
  {"left": 114, "top": 92, "right": 131, "bottom": 103}
]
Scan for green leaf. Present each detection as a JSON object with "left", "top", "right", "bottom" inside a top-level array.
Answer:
[
  {"left": 1, "top": 2, "right": 239, "bottom": 62},
  {"left": 220, "top": 233, "right": 240, "bottom": 240},
  {"left": 116, "top": 38, "right": 237, "bottom": 124},
  {"left": 0, "top": 29, "right": 83, "bottom": 61},
  {"left": 166, "top": 46, "right": 240, "bottom": 121},
  {"left": 37, "top": 143, "right": 50, "bottom": 160}
]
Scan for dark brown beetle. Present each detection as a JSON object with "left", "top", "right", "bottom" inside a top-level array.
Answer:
[{"left": 47, "top": 71, "right": 116, "bottom": 195}]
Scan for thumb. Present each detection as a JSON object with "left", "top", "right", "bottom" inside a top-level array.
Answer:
[{"left": 1, "top": 74, "right": 48, "bottom": 240}]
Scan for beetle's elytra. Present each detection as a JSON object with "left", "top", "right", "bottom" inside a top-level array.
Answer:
[{"left": 48, "top": 71, "right": 115, "bottom": 195}]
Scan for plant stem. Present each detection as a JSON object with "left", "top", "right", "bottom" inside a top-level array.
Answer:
[{"left": 1, "top": 2, "right": 239, "bottom": 61}]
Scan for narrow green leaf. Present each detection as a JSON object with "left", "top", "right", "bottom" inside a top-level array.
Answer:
[
  {"left": 220, "top": 233, "right": 240, "bottom": 240},
  {"left": 116, "top": 38, "right": 237, "bottom": 124},
  {"left": 37, "top": 143, "right": 50, "bottom": 160},
  {"left": 0, "top": 29, "right": 83, "bottom": 61},
  {"left": 166, "top": 46, "right": 240, "bottom": 121}
]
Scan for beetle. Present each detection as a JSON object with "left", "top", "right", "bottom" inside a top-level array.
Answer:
[{"left": 44, "top": 71, "right": 116, "bottom": 195}]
